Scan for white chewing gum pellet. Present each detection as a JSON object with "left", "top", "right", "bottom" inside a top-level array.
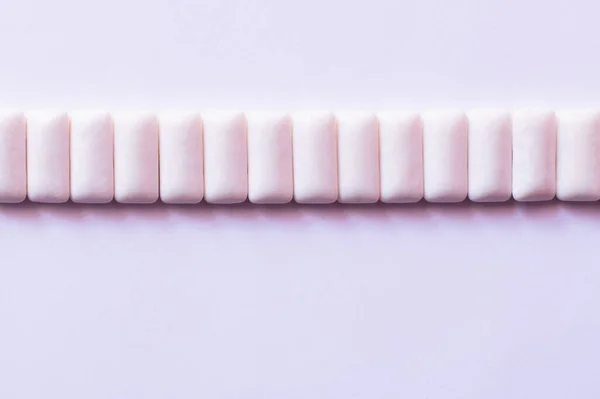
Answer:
[
  {"left": 27, "top": 111, "right": 70, "bottom": 203},
  {"left": 293, "top": 111, "right": 338, "bottom": 204},
  {"left": 378, "top": 112, "right": 423, "bottom": 203},
  {"left": 247, "top": 112, "right": 293, "bottom": 204},
  {"left": 0, "top": 111, "right": 26, "bottom": 203},
  {"left": 467, "top": 109, "right": 512, "bottom": 202},
  {"left": 203, "top": 111, "right": 248, "bottom": 204},
  {"left": 159, "top": 112, "right": 204, "bottom": 204},
  {"left": 113, "top": 112, "right": 159, "bottom": 204},
  {"left": 556, "top": 110, "right": 600, "bottom": 201},
  {"left": 422, "top": 110, "right": 468, "bottom": 203},
  {"left": 70, "top": 111, "right": 114, "bottom": 203},
  {"left": 337, "top": 112, "right": 379, "bottom": 203},
  {"left": 512, "top": 110, "right": 557, "bottom": 202}
]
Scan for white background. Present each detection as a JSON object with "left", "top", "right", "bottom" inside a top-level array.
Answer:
[{"left": 1, "top": 0, "right": 600, "bottom": 398}]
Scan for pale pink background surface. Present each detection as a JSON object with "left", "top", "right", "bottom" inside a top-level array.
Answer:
[{"left": 1, "top": 0, "right": 600, "bottom": 398}]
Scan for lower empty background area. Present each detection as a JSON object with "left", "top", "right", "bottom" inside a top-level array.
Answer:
[{"left": 0, "top": 202, "right": 598, "bottom": 399}]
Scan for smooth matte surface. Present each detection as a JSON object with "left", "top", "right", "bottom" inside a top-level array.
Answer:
[
  {"left": 2, "top": 0, "right": 600, "bottom": 398},
  {"left": 292, "top": 111, "right": 338, "bottom": 204},
  {"left": 159, "top": 112, "right": 204, "bottom": 204},
  {"left": 337, "top": 112, "right": 380, "bottom": 204},
  {"left": 378, "top": 112, "right": 424, "bottom": 203},
  {"left": 422, "top": 111, "right": 468, "bottom": 203},
  {"left": 247, "top": 112, "right": 293, "bottom": 204},
  {"left": 0, "top": 111, "right": 26, "bottom": 203},
  {"left": 70, "top": 111, "right": 114, "bottom": 203},
  {"left": 512, "top": 110, "right": 557, "bottom": 202},
  {"left": 203, "top": 111, "right": 248, "bottom": 204},
  {"left": 113, "top": 112, "right": 159, "bottom": 204},
  {"left": 26, "top": 111, "right": 70, "bottom": 203},
  {"left": 468, "top": 109, "right": 512, "bottom": 202},
  {"left": 556, "top": 110, "right": 600, "bottom": 201}
]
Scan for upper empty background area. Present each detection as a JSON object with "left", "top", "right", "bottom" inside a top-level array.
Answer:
[{"left": 0, "top": 0, "right": 596, "bottom": 109}]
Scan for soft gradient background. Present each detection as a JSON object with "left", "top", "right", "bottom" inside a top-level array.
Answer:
[{"left": 1, "top": 0, "right": 600, "bottom": 398}]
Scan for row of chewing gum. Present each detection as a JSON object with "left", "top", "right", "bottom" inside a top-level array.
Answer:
[{"left": 0, "top": 109, "right": 594, "bottom": 204}]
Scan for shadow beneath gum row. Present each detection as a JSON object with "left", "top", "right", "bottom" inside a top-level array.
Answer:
[{"left": 0, "top": 198, "right": 598, "bottom": 223}]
